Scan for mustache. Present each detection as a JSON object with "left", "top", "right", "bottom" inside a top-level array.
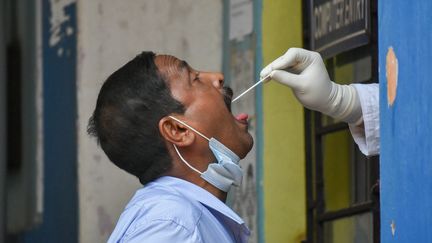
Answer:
[{"left": 223, "top": 87, "right": 233, "bottom": 112}]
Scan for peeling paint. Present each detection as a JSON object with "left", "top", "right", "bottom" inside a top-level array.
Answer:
[
  {"left": 49, "top": 0, "right": 76, "bottom": 47},
  {"left": 390, "top": 220, "right": 396, "bottom": 236},
  {"left": 57, "top": 47, "right": 63, "bottom": 57},
  {"left": 386, "top": 47, "right": 398, "bottom": 106},
  {"left": 66, "top": 26, "right": 74, "bottom": 36}
]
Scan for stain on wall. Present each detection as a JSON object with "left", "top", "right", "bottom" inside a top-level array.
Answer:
[
  {"left": 386, "top": 47, "right": 398, "bottom": 106},
  {"left": 97, "top": 205, "right": 114, "bottom": 238}
]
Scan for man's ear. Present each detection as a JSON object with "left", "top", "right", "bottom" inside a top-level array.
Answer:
[{"left": 159, "top": 116, "right": 195, "bottom": 147}]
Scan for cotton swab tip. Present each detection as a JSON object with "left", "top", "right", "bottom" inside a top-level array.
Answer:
[{"left": 231, "top": 75, "right": 271, "bottom": 103}]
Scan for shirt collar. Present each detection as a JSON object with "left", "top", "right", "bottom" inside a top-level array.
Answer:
[{"left": 152, "top": 176, "right": 248, "bottom": 230}]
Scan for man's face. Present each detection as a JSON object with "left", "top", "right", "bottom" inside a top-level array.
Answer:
[{"left": 155, "top": 55, "right": 253, "bottom": 159}]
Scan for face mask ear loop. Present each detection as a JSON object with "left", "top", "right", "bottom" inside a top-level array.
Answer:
[
  {"left": 172, "top": 144, "right": 203, "bottom": 175},
  {"left": 168, "top": 116, "right": 210, "bottom": 141}
]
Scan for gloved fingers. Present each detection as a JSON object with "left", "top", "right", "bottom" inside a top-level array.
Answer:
[
  {"left": 260, "top": 48, "right": 301, "bottom": 79},
  {"left": 260, "top": 74, "right": 272, "bottom": 84},
  {"left": 260, "top": 63, "right": 273, "bottom": 80},
  {"left": 270, "top": 70, "right": 302, "bottom": 90},
  {"left": 271, "top": 47, "right": 314, "bottom": 71},
  {"left": 261, "top": 48, "right": 322, "bottom": 83}
]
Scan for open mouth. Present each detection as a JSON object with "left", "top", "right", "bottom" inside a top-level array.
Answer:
[
  {"left": 223, "top": 87, "right": 249, "bottom": 126},
  {"left": 223, "top": 87, "right": 233, "bottom": 112}
]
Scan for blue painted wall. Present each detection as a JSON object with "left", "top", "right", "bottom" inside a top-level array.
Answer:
[
  {"left": 24, "top": 1, "right": 78, "bottom": 242},
  {"left": 379, "top": 1, "right": 432, "bottom": 242},
  {"left": 253, "top": 2, "right": 265, "bottom": 243}
]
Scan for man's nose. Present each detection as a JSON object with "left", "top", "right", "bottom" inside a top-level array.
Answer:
[{"left": 205, "top": 72, "right": 224, "bottom": 89}]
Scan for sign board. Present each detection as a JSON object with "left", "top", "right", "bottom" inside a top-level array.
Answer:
[{"left": 308, "top": 0, "right": 371, "bottom": 58}]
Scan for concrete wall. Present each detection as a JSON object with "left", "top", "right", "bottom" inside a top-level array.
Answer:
[{"left": 76, "top": 1, "right": 223, "bottom": 242}]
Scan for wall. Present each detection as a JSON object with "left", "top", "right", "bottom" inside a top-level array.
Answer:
[
  {"left": 379, "top": 1, "right": 432, "bottom": 242},
  {"left": 223, "top": 1, "right": 261, "bottom": 242},
  {"left": 76, "top": 1, "right": 223, "bottom": 242},
  {"left": 261, "top": 0, "right": 306, "bottom": 242},
  {"left": 22, "top": 1, "right": 78, "bottom": 242}
]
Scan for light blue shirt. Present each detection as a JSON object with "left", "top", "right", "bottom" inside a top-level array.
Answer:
[{"left": 108, "top": 176, "right": 250, "bottom": 243}]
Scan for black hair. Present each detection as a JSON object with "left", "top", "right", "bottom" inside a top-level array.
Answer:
[{"left": 87, "top": 52, "right": 185, "bottom": 185}]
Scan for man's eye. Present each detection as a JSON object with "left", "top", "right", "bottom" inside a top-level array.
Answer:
[{"left": 193, "top": 72, "right": 200, "bottom": 81}]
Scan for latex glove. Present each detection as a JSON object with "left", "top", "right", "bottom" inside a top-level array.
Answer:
[{"left": 260, "top": 48, "right": 362, "bottom": 124}]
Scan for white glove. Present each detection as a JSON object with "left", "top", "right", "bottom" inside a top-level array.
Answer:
[{"left": 260, "top": 48, "right": 362, "bottom": 124}]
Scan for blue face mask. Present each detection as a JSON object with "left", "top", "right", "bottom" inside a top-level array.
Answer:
[{"left": 169, "top": 116, "right": 243, "bottom": 192}]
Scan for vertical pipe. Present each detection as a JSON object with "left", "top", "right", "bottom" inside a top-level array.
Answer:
[
  {"left": 314, "top": 112, "right": 324, "bottom": 243},
  {"left": 302, "top": 1, "right": 313, "bottom": 242},
  {"left": 304, "top": 109, "right": 314, "bottom": 243},
  {"left": 254, "top": 0, "right": 264, "bottom": 242},
  {"left": 0, "top": 0, "right": 7, "bottom": 241}
]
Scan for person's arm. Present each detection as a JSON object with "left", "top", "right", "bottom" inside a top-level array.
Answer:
[
  {"left": 260, "top": 48, "right": 379, "bottom": 156},
  {"left": 349, "top": 84, "right": 379, "bottom": 156}
]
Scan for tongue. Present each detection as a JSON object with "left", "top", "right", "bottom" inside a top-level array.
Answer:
[{"left": 235, "top": 113, "right": 249, "bottom": 121}]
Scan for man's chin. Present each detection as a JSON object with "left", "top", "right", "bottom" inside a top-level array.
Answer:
[{"left": 239, "top": 136, "right": 254, "bottom": 159}]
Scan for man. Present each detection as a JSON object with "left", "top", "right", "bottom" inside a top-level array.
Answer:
[
  {"left": 88, "top": 52, "right": 253, "bottom": 242},
  {"left": 261, "top": 48, "right": 379, "bottom": 156}
]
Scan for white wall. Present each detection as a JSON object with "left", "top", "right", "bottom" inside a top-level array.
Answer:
[{"left": 76, "top": 1, "right": 223, "bottom": 242}]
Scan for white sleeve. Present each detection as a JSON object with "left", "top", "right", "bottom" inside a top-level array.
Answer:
[{"left": 348, "top": 83, "right": 380, "bottom": 156}]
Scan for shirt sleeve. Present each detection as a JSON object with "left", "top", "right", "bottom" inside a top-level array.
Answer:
[
  {"left": 121, "top": 219, "right": 202, "bottom": 243},
  {"left": 348, "top": 83, "right": 380, "bottom": 156}
]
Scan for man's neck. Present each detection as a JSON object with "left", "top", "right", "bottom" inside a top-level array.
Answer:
[
  {"left": 198, "top": 179, "right": 227, "bottom": 202},
  {"left": 164, "top": 170, "right": 227, "bottom": 201}
]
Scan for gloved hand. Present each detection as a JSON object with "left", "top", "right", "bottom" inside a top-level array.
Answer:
[{"left": 260, "top": 48, "right": 362, "bottom": 124}]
